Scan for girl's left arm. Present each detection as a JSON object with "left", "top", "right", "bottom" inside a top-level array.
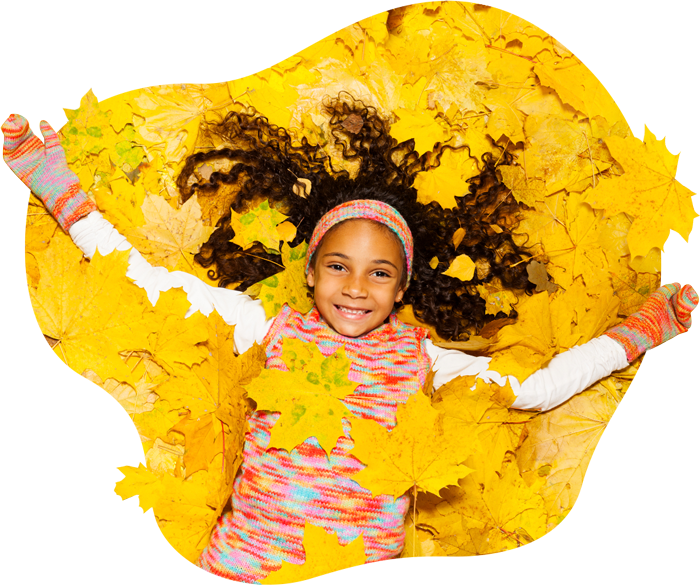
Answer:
[
  {"left": 428, "top": 283, "right": 697, "bottom": 412},
  {"left": 3, "top": 114, "right": 273, "bottom": 354}
]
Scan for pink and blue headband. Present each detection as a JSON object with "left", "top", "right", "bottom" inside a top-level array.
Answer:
[{"left": 305, "top": 199, "right": 413, "bottom": 280}]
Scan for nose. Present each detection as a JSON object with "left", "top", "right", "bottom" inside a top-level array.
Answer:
[{"left": 342, "top": 274, "right": 368, "bottom": 298}]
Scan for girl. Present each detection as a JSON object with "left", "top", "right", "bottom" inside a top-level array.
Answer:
[{"left": 3, "top": 89, "right": 696, "bottom": 584}]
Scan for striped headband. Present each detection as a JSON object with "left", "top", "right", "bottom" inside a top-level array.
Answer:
[{"left": 305, "top": 199, "right": 413, "bottom": 281}]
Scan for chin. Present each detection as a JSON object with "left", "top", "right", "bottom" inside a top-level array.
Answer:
[{"left": 331, "top": 322, "right": 371, "bottom": 338}]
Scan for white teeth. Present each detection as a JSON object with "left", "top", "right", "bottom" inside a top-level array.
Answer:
[{"left": 337, "top": 306, "right": 369, "bottom": 315}]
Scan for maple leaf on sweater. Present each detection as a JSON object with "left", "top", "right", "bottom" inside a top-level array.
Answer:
[
  {"left": 263, "top": 523, "right": 366, "bottom": 584},
  {"left": 349, "top": 391, "right": 475, "bottom": 499},
  {"left": 244, "top": 339, "right": 358, "bottom": 453}
]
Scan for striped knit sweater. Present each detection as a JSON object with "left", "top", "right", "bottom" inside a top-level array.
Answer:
[{"left": 197, "top": 305, "right": 432, "bottom": 582}]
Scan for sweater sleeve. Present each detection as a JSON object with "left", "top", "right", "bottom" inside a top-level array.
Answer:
[
  {"left": 68, "top": 210, "right": 274, "bottom": 354},
  {"left": 426, "top": 335, "right": 629, "bottom": 411}
]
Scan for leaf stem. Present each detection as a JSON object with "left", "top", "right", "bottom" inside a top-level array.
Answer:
[
  {"left": 239, "top": 251, "right": 284, "bottom": 269},
  {"left": 485, "top": 44, "right": 535, "bottom": 62},
  {"left": 412, "top": 484, "right": 417, "bottom": 557}
]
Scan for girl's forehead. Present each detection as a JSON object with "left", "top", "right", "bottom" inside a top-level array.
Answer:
[{"left": 320, "top": 219, "right": 404, "bottom": 254}]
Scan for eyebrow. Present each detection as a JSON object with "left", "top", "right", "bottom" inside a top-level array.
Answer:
[{"left": 322, "top": 253, "right": 399, "bottom": 271}]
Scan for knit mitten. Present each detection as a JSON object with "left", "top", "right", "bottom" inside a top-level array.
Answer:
[
  {"left": 603, "top": 283, "right": 697, "bottom": 362},
  {"left": 2, "top": 114, "right": 96, "bottom": 232}
]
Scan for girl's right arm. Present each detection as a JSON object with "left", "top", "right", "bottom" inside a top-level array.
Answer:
[
  {"left": 3, "top": 114, "right": 273, "bottom": 354},
  {"left": 70, "top": 211, "right": 273, "bottom": 353}
]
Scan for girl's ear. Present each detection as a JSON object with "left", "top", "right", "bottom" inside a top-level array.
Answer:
[
  {"left": 306, "top": 267, "right": 315, "bottom": 288},
  {"left": 394, "top": 285, "right": 405, "bottom": 304}
]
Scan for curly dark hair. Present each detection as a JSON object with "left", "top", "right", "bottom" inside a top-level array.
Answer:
[{"left": 176, "top": 93, "right": 535, "bottom": 340}]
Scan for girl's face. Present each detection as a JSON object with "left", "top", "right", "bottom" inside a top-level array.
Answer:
[{"left": 306, "top": 219, "right": 406, "bottom": 338}]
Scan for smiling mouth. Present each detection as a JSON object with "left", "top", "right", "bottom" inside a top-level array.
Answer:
[{"left": 335, "top": 305, "right": 371, "bottom": 316}]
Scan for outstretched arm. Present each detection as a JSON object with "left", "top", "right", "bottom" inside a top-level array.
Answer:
[
  {"left": 428, "top": 283, "right": 697, "bottom": 411},
  {"left": 3, "top": 115, "right": 273, "bottom": 353}
]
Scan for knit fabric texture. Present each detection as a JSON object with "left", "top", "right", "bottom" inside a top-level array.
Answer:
[
  {"left": 634, "top": 509, "right": 661, "bottom": 585},
  {"left": 197, "top": 304, "right": 432, "bottom": 582},
  {"left": 305, "top": 200, "right": 414, "bottom": 281},
  {"left": 603, "top": 282, "right": 697, "bottom": 362},
  {"left": 2, "top": 114, "right": 96, "bottom": 232}
]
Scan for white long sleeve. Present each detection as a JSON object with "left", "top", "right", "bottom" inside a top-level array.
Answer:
[
  {"left": 69, "top": 211, "right": 628, "bottom": 411},
  {"left": 69, "top": 211, "right": 274, "bottom": 353},
  {"left": 426, "top": 335, "right": 629, "bottom": 411}
]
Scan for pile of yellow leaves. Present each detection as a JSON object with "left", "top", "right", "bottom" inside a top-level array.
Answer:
[{"left": 23, "top": 1, "right": 696, "bottom": 582}]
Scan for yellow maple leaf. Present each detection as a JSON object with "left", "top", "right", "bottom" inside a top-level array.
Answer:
[
  {"left": 29, "top": 231, "right": 150, "bottom": 384},
  {"left": 60, "top": 370, "right": 158, "bottom": 457},
  {"left": 485, "top": 98, "right": 526, "bottom": 144},
  {"left": 449, "top": 2, "right": 544, "bottom": 47},
  {"left": 94, "top": 167, "right": 147, "bottom": 233},
  {"left": 129, "top": 83, "right": 234, "bottom": 162},
  {"left": 432, "top": 376, "right": 535, "bottom": 476},
  {"left": 127, "top": 194, "right": 215, "bottom": 270},
  {"left": 518, "top": 191, "right": 608, "bottom": 289},
  {"left": 390, "top": 108, "right": 451, "bottom": 154},
  {"left": 416, "top": 42, "right": 492, "bottom": 114},
  {"left": 535, "top": 41, "right": 661, "bottom": 122},
  {"left": 68, "top": 498, "right": 153, "bottom": 556},
  {"left": 257, "top": 242, "right": 314, "bottom": 319},
  {"left": 162, "top": 340, "right": 263, "bottom": 422},
  {"left": 498, "top": 165, "right": 546, "bottom": 208},
  {"left": 152, "top": 470, "right": 222, "bottom": 563},
  {"left": 523, "top": 114, "right": 611, "bottom": 195},
  {"left": 140, "top": 288, "right": 210, "bottom": 372},
  {"left": 488, "top": 291, "right": 555, "bottom": 381},
  {"left": 349, "top": 391, "right": 474, "bottom": 499},
  {"left": 430, "top": 454, "right": 547, "bottom": 555},
  {"left": 229, "top": 72, "right": 300, "bottom": 131},
  {"left": 517, "top": 377, "right": 626, "bottom": 524},
  {"left": 263, "top": 523, "right": 366, "bottom": 584},
  {"left": 489, "top": 278, "right": 619, "bottom": 381},
  {"left": 166, "top": 317, "right": 260, "bottom": 479},
  {"left": 94, "top": 75, "right": 139, "bottom": 132},
  {"left": 244, "top": 339, "right": 358, "bottom": 453},
  {"left": 585, "top": 127, "right": 697, "bottom": 258},
  {"left": 412, "top": 147, "right": 475, "bottom": 208}
]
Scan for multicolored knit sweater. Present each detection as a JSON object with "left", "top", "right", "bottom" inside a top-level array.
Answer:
[{"left": 197, "top": 305, "right": 432, "bottom": 582}]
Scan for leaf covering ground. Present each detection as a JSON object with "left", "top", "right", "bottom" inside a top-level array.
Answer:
[{"left": 22, "top": 0, "right": 695, "bottom": 580}]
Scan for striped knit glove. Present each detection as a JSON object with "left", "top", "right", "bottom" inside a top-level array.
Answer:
[
  {"left": 603, "top": 283, "right": 697, "bottom": 362},
  {"left": 2, "top": 114, "right": 96, "bottom": 232}
]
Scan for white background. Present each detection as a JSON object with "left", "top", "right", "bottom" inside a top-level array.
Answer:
[{"left": 0, "top": 0, "right": 700, "bottom": 585}]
